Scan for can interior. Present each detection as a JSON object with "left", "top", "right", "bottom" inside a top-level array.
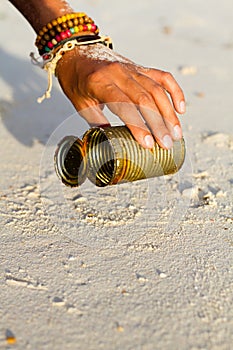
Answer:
[{"left": 54, "top": 136, "right": 86, "bottom": 187}]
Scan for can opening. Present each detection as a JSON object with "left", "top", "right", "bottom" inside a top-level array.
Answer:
[{"left": 54, "top": 136, "right": 87, "bottom": 187}]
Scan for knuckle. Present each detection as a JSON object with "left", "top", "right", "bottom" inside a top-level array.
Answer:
[
  {"left": 162, "top": 71, "right": 174, "bottom": 84},
  {"left": 107, "top": 61, "right": 123, "bottom": 72},
  {"left": 86, "top": 70, "right": 103, "bottom": 87},
  {"left": 137, "top": 92, "right": 153, "bottom": 106}
]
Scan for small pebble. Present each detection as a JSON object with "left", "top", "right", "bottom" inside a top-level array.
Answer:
[
  {"left": 116, "top": 324, "right": 124, "bottom": 332},
  {"left": 193, "top": 171, "right": 209, "bottom": 179},
  {"left": 68, "top": 254, "right": 76, "bottom": 261},
  {"left": 136, "top": 273, "right": 147, "bottom": 282},
  {"left": 216, "top": 190, "right": 226, "bottom": 198},
  {"left": 6, "top": 337, "right": 16, "bottom": 345},
  {"left": 6, "top": 330, "right": 16, "bottom": 345},
  {"left": 121, "top": 289, "right": 129, "bottom": 295},
  {"left": 162, "top": 26, "right": 172, "bottom": 35},
  {"left": 195, "top": 92, "right": 205, "bottom": 98},
  {"left": 52, "top": 297, "right": 65, "bottom": 306},
  {"left": 178, "top": 65, "right": 197, "bottom": 75}
]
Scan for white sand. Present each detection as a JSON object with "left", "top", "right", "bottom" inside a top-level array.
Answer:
[{"left": 0, "top": 0, "right": 233, "bottom": 349}]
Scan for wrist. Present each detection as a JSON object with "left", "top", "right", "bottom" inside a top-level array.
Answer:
[{"left": 10, "top": 0, "right": 73, "bottom": 33}]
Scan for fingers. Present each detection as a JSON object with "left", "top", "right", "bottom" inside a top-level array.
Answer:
[
  {"left": 138, "top": 67, "right": 186, "bottom": 114},
  {"left": 80, "top": 70, "right": 182, "bottom": 149},
  {"left": 57, "top": 50, "right": 185, "bottom": 150},
  {"left": 128, "top": 73, "right": 182, "bottom": 141},
  {"left": 139, "top": 106, "right": 174, "bottom": 149},
  {"left": 87, "top": 64, "right": 183, "bottom": 149},
  {"left": 70, "top": 98, "right": 109, "bottom": 126},
  {"left": 95, "top": 83, "right": 155, "bottom": 148},
  {"left": 116, "top": 74, "right": 180, "bottom": 147}
]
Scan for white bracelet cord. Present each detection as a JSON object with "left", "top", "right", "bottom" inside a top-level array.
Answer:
[{"left": 30, "top": 36, "right": 112, "bottom": 104}]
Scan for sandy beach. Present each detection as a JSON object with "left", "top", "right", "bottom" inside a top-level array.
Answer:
[{"left": 0, "top": 0, "right": 233, "bottom": 349}]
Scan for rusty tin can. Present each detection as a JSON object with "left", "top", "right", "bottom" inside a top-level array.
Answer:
[{"left": 54, "top": 126, "right": 185, "bottom": 187}]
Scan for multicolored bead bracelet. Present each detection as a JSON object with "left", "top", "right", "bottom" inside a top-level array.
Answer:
[
  {"left": 35, "top": 12, "right": 99, "bottom": 55},
  {"left": 31, "top": 12, "right": 113, "bottom": 104}
]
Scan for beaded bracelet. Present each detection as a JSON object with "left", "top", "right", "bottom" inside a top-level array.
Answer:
[
  {"left": 42, "top": 34, "right": 113, "bottom": 61},
  {"left": 35, "top": 12, "right": 99, "bottom": 55}
]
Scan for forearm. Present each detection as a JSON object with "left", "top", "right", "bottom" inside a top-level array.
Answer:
[
  {"left": 8, "top": 0, "right": 185, "bottom": 150},
  {"left": 9, "top": 0, "right": 73, "bottom": 33}
]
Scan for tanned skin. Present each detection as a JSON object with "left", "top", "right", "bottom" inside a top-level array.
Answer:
[{"left": 9, "top": 0, "right": 186, "bottom": 149}]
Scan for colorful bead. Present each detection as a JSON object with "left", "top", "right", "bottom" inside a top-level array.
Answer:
[
  {"left": 51, "top": 19, "right": 58, "bottom": 26},
  {"left": 47, "top": 23, "right": 53, "bottom": 30},
  {"left": 55, "top": 34, "right": 62, "bottom": 42},
  {"left": 87, "top": 23, "right": 92, "bottom": 31},
  {"left": 55, "top": 25, "right": 62, "bottom": 33},
  {"left": 43, "top": 54, "right": 50, "bottom": 60},
  {"left": 79, "top": 17, "right": 84, "bottom": 25},
  {"left": 65, "top": 29, "right": 72, "bottom": 37},
  {"left": 67, "top": 20, "right": 73, "bottom": 28},
  {"left": 49, "top": 29, "right": 56, "bottom": 37},
  {"left": 60, "top": 31, "right": 68, "bottom": 40},
  {"left": 47, "top": 42, "right": 54, "bottom": 49},
  {"left": 61, "top": 22, "right": 68, "bottom": 29},
  {"left": 44, "top": 34, "right": 50, "bottom": 41},
  {"left": 35, "top": 12, "right": 99, "bottom": 54},
  {"left": 91, "top": 24, "right": 97, "bottom": 32},
  {"left": 77, "top": 12, "right": 85, "bottom": 17}
]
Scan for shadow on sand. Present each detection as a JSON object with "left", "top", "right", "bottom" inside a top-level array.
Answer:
[{"left": 0, "top": 46, "right": 87, "bottom": 146}]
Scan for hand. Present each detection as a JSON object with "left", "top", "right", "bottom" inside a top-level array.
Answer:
[{"left": 56, "top": 43, "right": 186, "bottom": 149}]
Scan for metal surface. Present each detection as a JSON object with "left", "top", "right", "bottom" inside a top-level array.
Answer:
[{"left": 54, "top": 126, "right": 186, "bottom": 187}]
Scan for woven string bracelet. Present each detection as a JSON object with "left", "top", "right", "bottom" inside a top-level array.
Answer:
[{"left": 30, "top": 35, "right": 113, "bottom": 104}]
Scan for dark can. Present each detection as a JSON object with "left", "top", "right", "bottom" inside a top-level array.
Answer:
[{"left": 54, "top": 126, "right": 185, "bottom": 187}]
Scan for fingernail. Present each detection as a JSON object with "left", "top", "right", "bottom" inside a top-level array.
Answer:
[
  {"left": 162, "top": 135, "right": 173, "bottom": 149},
  {"left": 173, "top": 125, "right": 182, "bottom": 140},
  {"left": 179, "top": 101, "right": 186, "bottom": 113},
  {"left": 144, "top": 135, "right": 155, "bottom": 148}
]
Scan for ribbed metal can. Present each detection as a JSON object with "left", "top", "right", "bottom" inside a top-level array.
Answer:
[{"left": 54, "top": 126, "right": 185, "bottom": 187}]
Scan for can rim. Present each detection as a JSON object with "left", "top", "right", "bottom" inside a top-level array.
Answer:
[{"left": 54, "top": 135, "right": 87, "bottom": 187}]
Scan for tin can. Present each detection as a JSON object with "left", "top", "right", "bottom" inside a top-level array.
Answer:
[{"left": 54, "top": 126, "right": 185, "bottom": 187}]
